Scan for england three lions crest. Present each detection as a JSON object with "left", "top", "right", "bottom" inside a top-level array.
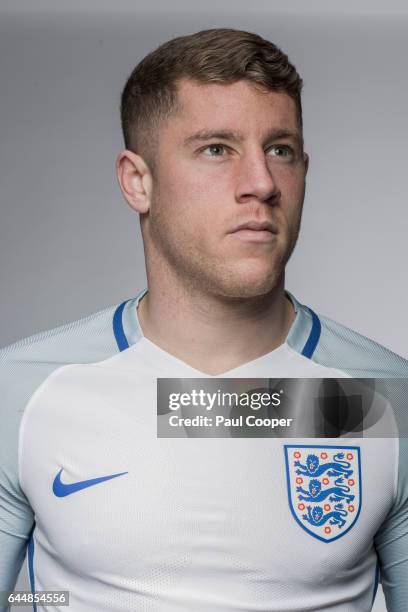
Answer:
[{"left": 284, "top": 445, "right": 362, "bottom": 543}]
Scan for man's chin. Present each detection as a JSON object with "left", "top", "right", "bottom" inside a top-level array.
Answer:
[{"left": 210, "top": 270, "right": 284, "bottom": 300}]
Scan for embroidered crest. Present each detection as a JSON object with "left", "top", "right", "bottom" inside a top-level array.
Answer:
[{"left": 284, "top": 445, "right": 362, "bottom": 543}]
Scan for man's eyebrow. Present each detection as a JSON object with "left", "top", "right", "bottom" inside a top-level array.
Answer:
[
  {"left": 265, "top": 128, "right": 303, "bottom": 147},
  {"left": 183, "top": 130, "right": 244, "bottom": 146},
  {"left": 183, "top": 128, "right": 303, "bottom": 147}
]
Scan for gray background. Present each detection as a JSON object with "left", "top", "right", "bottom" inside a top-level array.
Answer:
[{"left": 2, "top": 1, "right": 407, "bottom": 609}]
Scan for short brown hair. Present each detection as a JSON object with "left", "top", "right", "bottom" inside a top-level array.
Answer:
[{"left": 120, "top": 28, "right": 303, "bottom": 164}]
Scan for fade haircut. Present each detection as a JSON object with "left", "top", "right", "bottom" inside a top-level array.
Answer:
[{"left": 120, "top": 28, "right": 303, "bottom": 168}]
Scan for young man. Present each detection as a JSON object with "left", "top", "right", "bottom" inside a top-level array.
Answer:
[{"left": 0, "top": 28, "right": 407, "bottom": 612}]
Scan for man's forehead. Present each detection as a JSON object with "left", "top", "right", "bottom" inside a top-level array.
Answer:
[
  {"left": 175, "top": 77, "right": 295, "bottom": 110},
  {"left": 169, "top": 78, "right": 301, "bottom": 140}
]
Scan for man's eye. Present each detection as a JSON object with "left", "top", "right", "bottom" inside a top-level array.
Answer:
[
  {"left": 201, "top": 144, "right": 227, "bottom": 157},
  {"left": 268, "top": 145, "right": 293, "bottom": 158}
]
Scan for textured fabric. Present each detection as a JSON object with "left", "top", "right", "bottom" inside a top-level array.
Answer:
[
  {"left": 0, "top": 289, "right": 407, "bottom": 611},
  {"left": 287, "top": 293, "right": 408, "bottom": 612},
  {"left": 0, "top": 304, "right": 125, "bottom": 594}
]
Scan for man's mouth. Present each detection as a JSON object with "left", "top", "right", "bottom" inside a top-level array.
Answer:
[{"left": 229, "top": 220, "right": 278, "bottom": 242}]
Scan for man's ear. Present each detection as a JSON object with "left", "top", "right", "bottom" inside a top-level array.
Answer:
[
  {"left": 303, "top": 152, "right": 309, "bottom": 174},
  {"left": 116, "top": 150, "right": 153, "bottom": 214}
]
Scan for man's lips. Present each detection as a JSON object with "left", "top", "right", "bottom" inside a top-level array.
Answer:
[{"left": 229, "top": 220, "right": 278, "bottom": 242}]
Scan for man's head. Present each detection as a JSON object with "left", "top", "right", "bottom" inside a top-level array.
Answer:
[
  {"left": 120, "top": 28, "right": 303, "bottom": 169},
  {"left": 117, "top": 28, "right": 308, "bottom": 300}
]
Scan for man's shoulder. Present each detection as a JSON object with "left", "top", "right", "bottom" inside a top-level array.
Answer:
[
  {"left": 0, "top": 299, "right": 131, "bottom": 516},
  {"left": 315, "top": 309, "right": 408, "bottom": 378},
  {"left": 287, "top": 292, "right": 408, "bottom": 377},
  {"left": 289, "top": 299, "right": 408, "bottom": 439},
  {"left": 0, "top": 300, "right": 125, "bottom": 420},
  {"left": 1, "top": 301, "right": 120, "bottom": 370}
]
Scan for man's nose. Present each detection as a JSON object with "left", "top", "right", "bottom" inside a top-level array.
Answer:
[{"left": 234, "top": 151, "right": 280, "bottom": 204}]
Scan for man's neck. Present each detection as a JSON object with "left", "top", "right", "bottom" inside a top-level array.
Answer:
[{"left": 136, "top": 279, "right": 296, "bottom": 376}]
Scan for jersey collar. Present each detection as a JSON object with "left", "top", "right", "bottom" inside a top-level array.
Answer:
[{"left": 114, "top": 288, "right": 321, "bottom": 360}]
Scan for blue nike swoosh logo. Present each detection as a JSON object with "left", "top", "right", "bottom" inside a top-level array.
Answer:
[{"left": 52, "top": 468, "right": 128, "bottom": 497}]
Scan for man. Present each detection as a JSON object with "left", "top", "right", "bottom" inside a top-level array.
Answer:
[{"left": 0, "top": 28, "right": 407, "bottom": 611}]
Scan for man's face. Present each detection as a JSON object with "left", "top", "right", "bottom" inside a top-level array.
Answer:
[{"left": 143, "top": 78, "right": 308, "bottom": 299}]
